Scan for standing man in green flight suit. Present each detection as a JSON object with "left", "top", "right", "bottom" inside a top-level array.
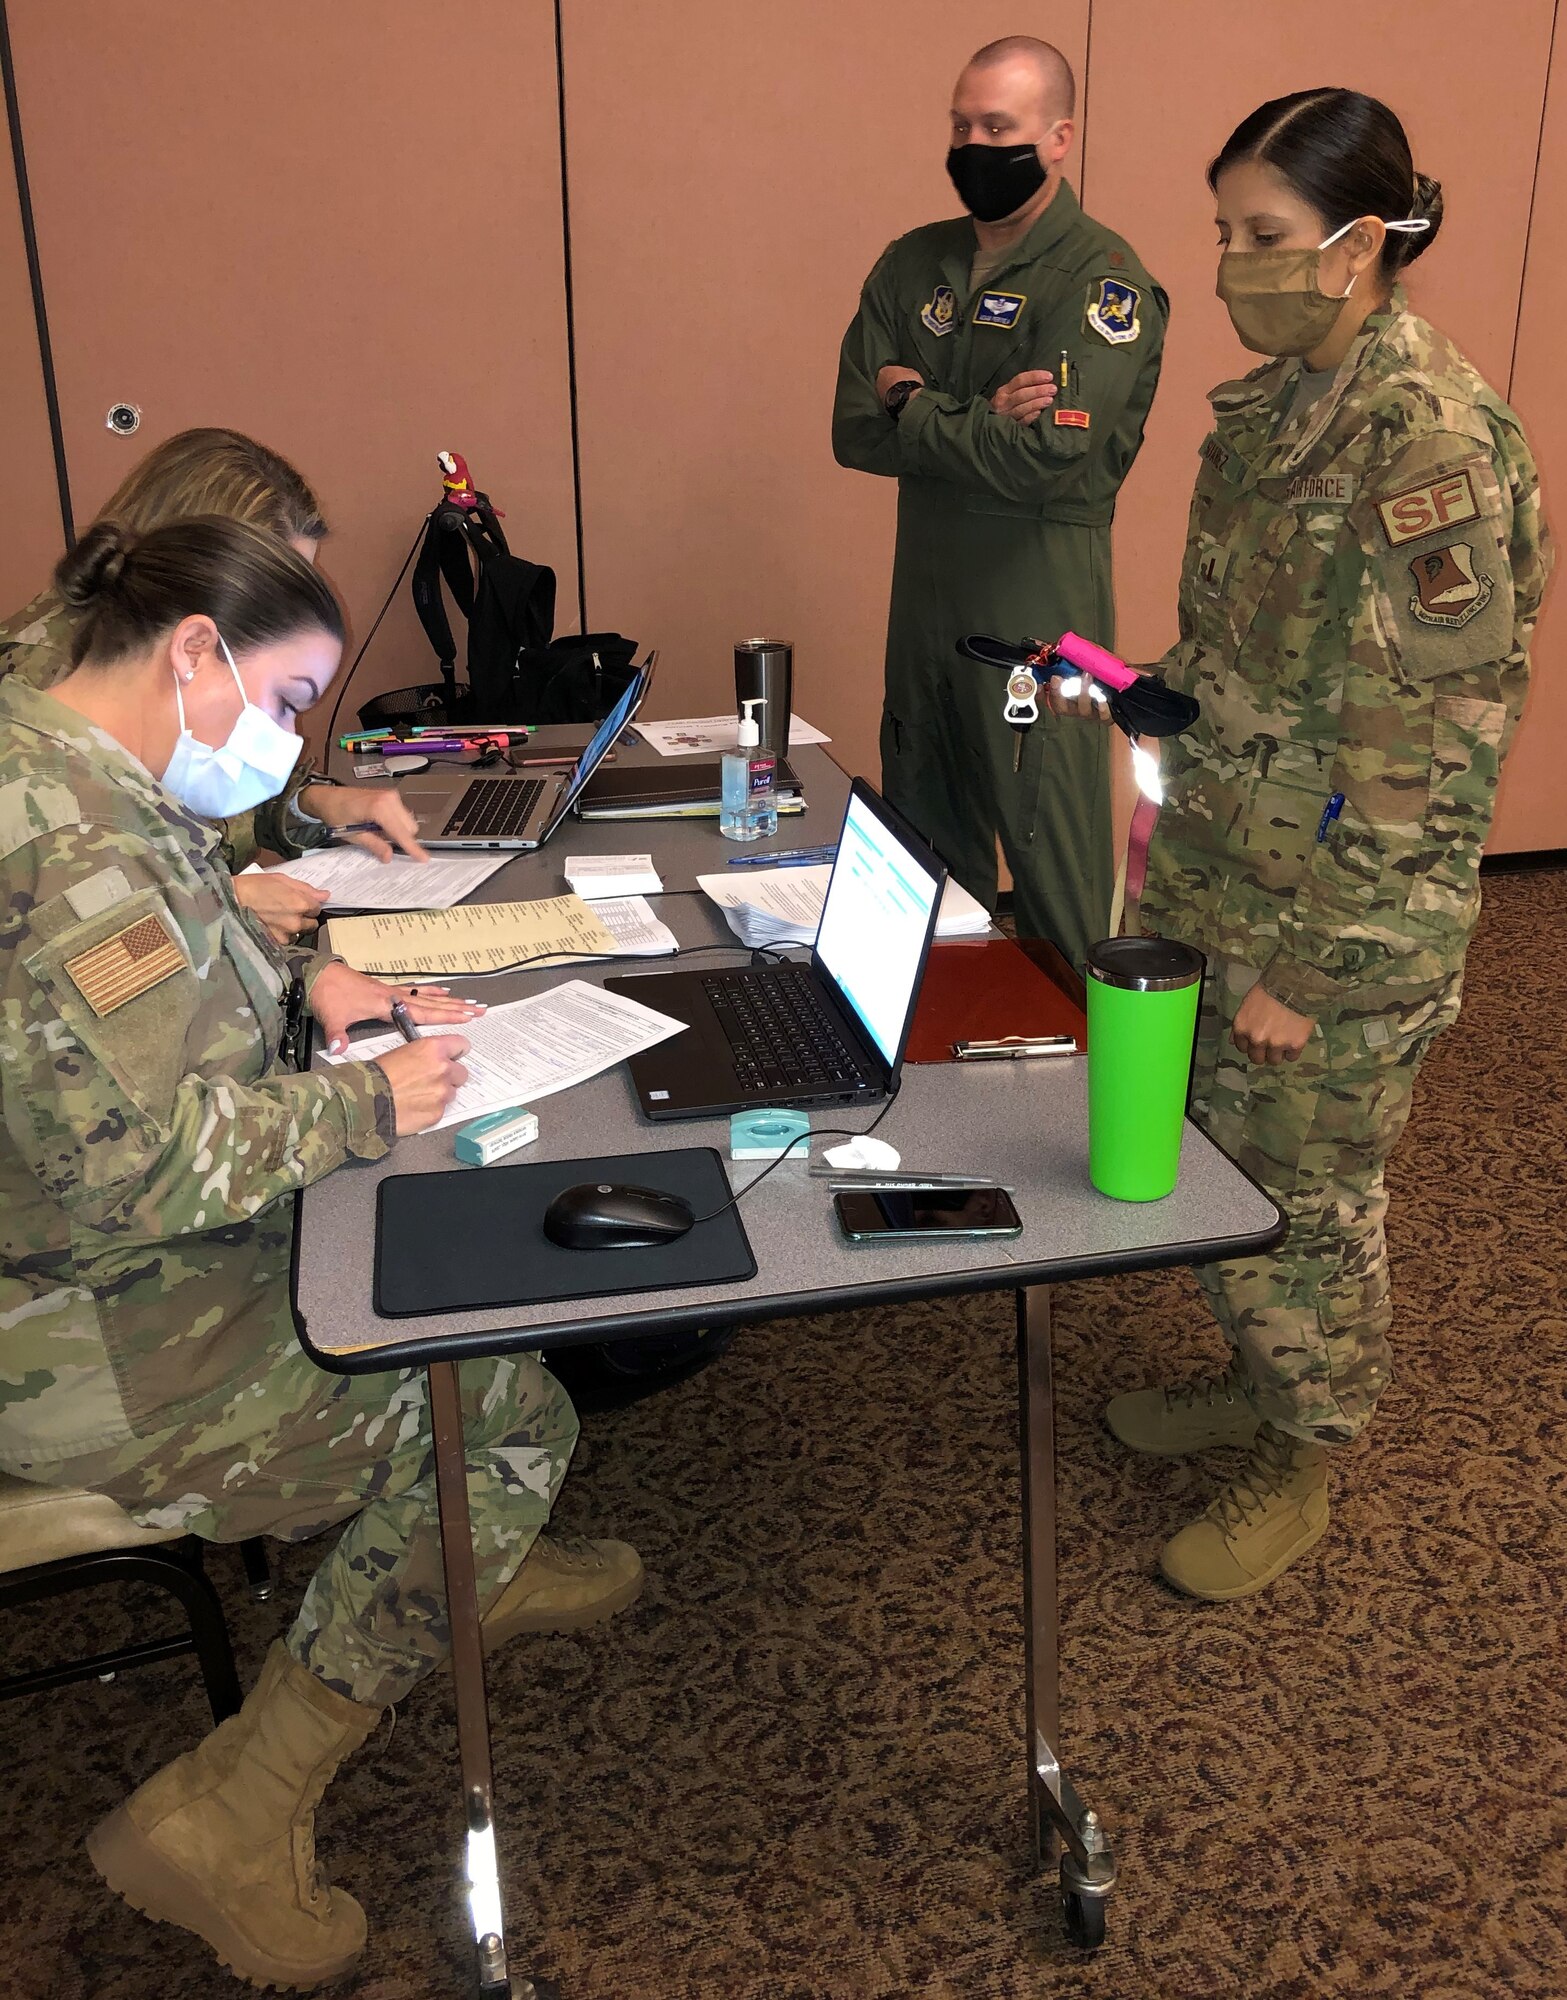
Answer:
[{"left": 832, "top": 35, "right": 1168, "bottom": 972}]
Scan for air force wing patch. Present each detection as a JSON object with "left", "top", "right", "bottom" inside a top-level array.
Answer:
[
  {"left": 1086, "top": 276, "right": 1141, "bottom": 346},
  {"left": 973, "top": 290, "right": 1026, "bottom": 330},
  {"left": 920, "top": 285, "right": 957, "bottom": 336}
]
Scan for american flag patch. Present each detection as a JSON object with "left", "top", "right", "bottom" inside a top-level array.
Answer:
[{"left": 64, "top": 912, "right": 185, "bottom": 1016}]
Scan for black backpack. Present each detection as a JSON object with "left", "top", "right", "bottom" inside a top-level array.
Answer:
[{"left": 410, "top": 472, "right": 637, "bottom": 724}]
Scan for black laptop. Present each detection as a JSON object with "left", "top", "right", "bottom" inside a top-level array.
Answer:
[{"left": 606, "top": 778, "right": 946, "bottom": 1120}]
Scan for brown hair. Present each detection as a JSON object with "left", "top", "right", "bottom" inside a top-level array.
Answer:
[
  {"left": 56, "top": 518, "right": 345, "bottom": 670},
  {"left": 93, "top": 427, "right": 327, "bottom": 545}
]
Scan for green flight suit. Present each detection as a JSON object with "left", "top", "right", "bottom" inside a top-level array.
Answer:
[{"left": 832, "top": 180, "right": 1168, "bottom": 971}]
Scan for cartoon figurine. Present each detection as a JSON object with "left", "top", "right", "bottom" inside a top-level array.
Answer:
[{"left": 437, "top": 450, "right": 480, "bottom": 510}]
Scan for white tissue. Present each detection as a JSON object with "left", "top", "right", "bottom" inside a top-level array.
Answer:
[{"left": 823, "top": 1137, "right": 901, "bottom": 1171}]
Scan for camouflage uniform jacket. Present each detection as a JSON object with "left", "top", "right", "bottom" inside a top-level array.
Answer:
[
  {"left": 0, "top": 678, "right": 394, "bottom": 1464},
  {"left": 1139, "top": 298, "right": 1551, "bottom": 1012},
  {"left": 0, "top": 588, "right": 328, "bottom": 870}
]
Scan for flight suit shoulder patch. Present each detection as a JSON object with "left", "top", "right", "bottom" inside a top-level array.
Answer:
[
  {"left": 1086, "top": 276, "right": 1141, "bottom": 345},
  {"left": 920, "top": 284, "right": 957, "bottom": 336}
]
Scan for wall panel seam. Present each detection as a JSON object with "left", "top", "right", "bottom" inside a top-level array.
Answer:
[
  {"left": 555, "top": 0, "right": 588, "bottom": 632},
  {"left": 1509, "top": 0, "right": 1560, "bottom": 400},
  {"left": 0, "top": 0, "right": 73, "bottom": 549}
]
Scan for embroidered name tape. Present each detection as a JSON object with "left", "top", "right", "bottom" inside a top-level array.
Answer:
[
  {"left": 974, "top": 290, "right": 1025, "bottom": 330},
  {"left": 65, "top": 911, "right": 185, "bottom": 1016},
  {"left": 1054, "top": 408, "right": 1091, "bottom": 428},
  {"left": 920, "top": 285, "right": 957, "bottom": 336},
  {"left": 1087, "top": 277, "right": 1140, "bottom": 345},
  {"left": 1376, "top": 469, "right": 1480, "bottom": 548},
  {"left": 1284, "top": 474, "right": 1356, "bottom": 504}
]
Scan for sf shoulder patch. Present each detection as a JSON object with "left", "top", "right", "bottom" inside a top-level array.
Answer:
[
  {"left": 1375, "top": 469, "right": 1480, "bottom": 548},
  {"left": 973, "top": 290, "right": 1026, "bottom": 330},
  {"left": 1407, "top": 542, "right": 1494, "bottom": 628},
  {"left": 1086, "top": 277, "right": 1140, "bottom": 345},
  {"left": 920, "top": 285, "right": 957, "bottom": 336},
  {"left": 64, "top": 911, "right": 185, "bottom": 1016}
]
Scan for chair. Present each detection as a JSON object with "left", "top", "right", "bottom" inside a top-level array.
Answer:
[{"left": 0, "top": 1473, "right": 272, "bottom": 1725}]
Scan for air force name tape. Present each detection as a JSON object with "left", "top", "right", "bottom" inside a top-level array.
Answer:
[
  {"left": 920, "top": 285, "right": 957, "bottom": 336},
  {"left": 973, "top": 290, "right": 1026, "bottom": 330},
  {"left": 1086, "top": 277, "right": 1140, "bottom": 345},
  {"left": 1284, "top": 474, "right": 1357, "bottom": 504}
]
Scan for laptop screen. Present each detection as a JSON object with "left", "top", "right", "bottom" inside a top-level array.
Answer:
[
  {"left": 550, "top": 666, "right": 650, "bottom": 825},
  {"left": 815, "top": 786, "right": 943, "bottom": 1067}
]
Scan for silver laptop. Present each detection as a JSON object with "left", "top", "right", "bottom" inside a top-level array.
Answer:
[{"left": 400, "top": 656, "right": 654, "bottom": 851}]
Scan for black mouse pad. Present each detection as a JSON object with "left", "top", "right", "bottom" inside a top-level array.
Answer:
[{"left": 373, "top": 1147, "right": 755, "bottom": 1319}]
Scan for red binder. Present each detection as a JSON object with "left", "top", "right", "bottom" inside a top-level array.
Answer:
[{"left": 905, "top": 935, "right": 1087, "bottom": 1064}]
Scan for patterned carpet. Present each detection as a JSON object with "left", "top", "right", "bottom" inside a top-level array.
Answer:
[{"left": 2, "top": 868, "right": 1563, "bottom": 2000}]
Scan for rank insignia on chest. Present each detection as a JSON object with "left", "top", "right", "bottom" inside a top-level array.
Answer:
[
  {"left": 920, "top": 285, "right": 957, "bottom": 336},
  {"left": 65, "top": 911, "right": 185, "bottom": 1016},
  {"left": 974, "top": 289, "right": 1026, "bottom": 330},
  {"left": 1087, "top": 277, "right": 1141, "bottom": 345},
  {"left": 1408, "top": 541, "right": 1493, "bottom": 628}
]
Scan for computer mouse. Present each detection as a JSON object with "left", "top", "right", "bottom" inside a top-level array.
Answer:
[{"left": 542, "top": 1181, "right": 697, "bottom": 1251}]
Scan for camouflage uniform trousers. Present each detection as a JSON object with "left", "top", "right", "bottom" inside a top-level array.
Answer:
[
  {"left": 17, "top": 1343, "right": 578, "bottom": 1709},
  {"left": 1188, "top": 955, "right": 1463, "bottom": 1446}
]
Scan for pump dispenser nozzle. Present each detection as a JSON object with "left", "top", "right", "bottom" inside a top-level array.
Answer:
[{"left": 738, "top": 696, "right": 766, "bottom": 747}]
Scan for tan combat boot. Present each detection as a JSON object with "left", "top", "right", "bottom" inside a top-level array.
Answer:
[
  {"left": 1105, "top": 1356, "right": 1259, "bottom": 1455},
  {"left": 87, "top": 1641, "right": 379, "bottom": 1989},
  {"left": 1158, "top": 1421, "right": 1329, "bottom": 1600},
  {"left": 480, "top": 1531, "right": 644, "bottom": 1653}
]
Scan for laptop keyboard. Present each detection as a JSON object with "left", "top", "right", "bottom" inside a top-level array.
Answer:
[
  {"left": 702, "top": 964, "right": 871, "bottom": 1096},
  {"left": 442, "top": 777, "right": 547, "bottom": 839}
]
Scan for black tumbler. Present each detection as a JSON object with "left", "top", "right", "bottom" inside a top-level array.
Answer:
[{"left": 734, "top": 638, "right": 793, "bottom": 763}]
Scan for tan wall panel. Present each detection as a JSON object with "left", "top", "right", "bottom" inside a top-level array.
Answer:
[
  {"left": 1083, "top": 0, "right": 1555, "bottom": 856},
  {"left": 6, "top": 1, "right": 577, "bottom": 747},
  {"left": 0, "top": 127, "right": 65, "bottom": 614},
  {"left": 564, "top": 3, "right": 1087, "bottom": 783},
  {"left": 1491, "top": 33, "right": 1567, "bottom": 852}
]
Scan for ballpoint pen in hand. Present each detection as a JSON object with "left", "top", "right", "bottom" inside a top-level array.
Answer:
[{"left": 389, "top": 1002, "right": 421, "bottom": 1045}]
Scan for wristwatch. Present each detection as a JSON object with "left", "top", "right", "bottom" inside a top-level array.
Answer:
[{"left": 883, "top": 379, "right": 922, "bottom": 421}]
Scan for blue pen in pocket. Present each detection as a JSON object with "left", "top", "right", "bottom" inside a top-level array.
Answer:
[{"left": 1316, "top": 792, "right": 1345, "bottom": 843}]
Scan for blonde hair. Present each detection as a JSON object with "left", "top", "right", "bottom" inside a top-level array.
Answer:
[{"left": 94, "top": 428, "right": 326, "bottom": 545}]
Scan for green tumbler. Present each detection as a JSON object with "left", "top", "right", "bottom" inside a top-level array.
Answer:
[{"left": 1084, "top": 936, "right": 1205, "bottom": 1202}]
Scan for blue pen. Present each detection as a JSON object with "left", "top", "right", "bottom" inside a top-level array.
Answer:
[
  {"left": 1316, "top": 792, "right": 1345, "bottom": 842},
  {"left": 727, "top": 845, "right": 838, "bottom": 868}
]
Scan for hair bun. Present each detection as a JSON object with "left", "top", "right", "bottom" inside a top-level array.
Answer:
[
  {"left": 55, "top": 520, "right": 134, "bottom": 608},
  {"left": 1400, "top": 171, "right": 1444, "bottom": 265}
]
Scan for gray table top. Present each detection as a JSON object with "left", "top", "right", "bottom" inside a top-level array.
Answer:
[
  {"left": 325, "top": 729, "right": 853, "bottom": 897},
  {"left": 293, "top": 892, "right": 1282, "bottom": 1373}
]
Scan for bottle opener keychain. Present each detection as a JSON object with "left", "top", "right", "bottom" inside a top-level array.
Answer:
[{"left": 1004, "top": 664, "right": 1040, "bottom": 771}]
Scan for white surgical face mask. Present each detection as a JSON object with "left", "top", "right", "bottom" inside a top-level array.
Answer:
[{"left": 161, "top": 632, "right": 303, "bottom": 818}]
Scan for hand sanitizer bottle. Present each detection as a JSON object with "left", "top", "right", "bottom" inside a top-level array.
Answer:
[{"left": 720, "top": 697, "right": 778, "bottom": 841}]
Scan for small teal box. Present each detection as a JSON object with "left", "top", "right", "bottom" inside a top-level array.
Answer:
[
  {"left": 454, "top": 1107, "right": 539, "bottom": 1167},
  {"left": 729, "top": 1108, "right": 810, "bottom": 1161}
]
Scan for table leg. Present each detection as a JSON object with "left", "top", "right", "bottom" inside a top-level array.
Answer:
[
  {"left": 1015, "top": 1286, "right": 1117, "bottom": 1944},
  {"left": 427, "top": 1361, "right": 561, "bottom": 2000}
]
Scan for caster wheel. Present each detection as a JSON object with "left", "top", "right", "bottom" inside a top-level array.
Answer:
[{"left": 1061, "top": 1885, "right": 1106, "bottom": 1950}]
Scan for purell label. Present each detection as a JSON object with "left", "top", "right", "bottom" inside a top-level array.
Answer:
[{"left": 749, "top": 758, "right": 775, "bottom": 793}]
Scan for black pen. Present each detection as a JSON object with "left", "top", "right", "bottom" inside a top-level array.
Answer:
[{"left": 390, "top": 1001, "right": 421, "bottom": 1045}]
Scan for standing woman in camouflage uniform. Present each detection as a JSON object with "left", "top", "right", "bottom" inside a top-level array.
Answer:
[
  {"left": 0, "top": 425, "right": 428, "bottom": 947},
  {"left": 1059, "top": 90, "right": 1550, "bottom": 1600},
  {"left": 0, "top": 520, "right": 642, "bottom": 1988}
]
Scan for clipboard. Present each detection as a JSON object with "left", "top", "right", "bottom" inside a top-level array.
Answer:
[{"left": 904, "top": 935, "right": 1086, "bottom": 1064}]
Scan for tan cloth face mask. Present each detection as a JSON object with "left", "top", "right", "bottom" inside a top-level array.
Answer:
[{"left": 1216, "top": 215, "right": 1430, "bottom": 357}]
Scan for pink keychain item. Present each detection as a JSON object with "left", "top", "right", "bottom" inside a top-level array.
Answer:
[{"left": 955, "top": 631, "right": 1200, "bottom": 740}]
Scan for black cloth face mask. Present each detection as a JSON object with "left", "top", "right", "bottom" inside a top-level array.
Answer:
[{"left": 945, "top": 142, "right": 1047, "bottom": 223}]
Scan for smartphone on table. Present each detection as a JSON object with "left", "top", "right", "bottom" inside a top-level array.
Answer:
[{"left": 833, "top": 1186, "right": 1022, "bottom": 1242}]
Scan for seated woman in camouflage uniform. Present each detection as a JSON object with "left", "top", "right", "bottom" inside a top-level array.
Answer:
[
  {"left": 0, "top": 425, "right": 425, "bottom": 947},
  {"left": 0, "top": 519, "right": 643, "bottom": 1989},
  {"left": 1055, "top": 89, "right": 1549, "bottom": 1602}
]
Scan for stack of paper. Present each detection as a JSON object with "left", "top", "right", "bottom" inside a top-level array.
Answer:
[
  {"left": 562, "top": 853, "right": 663, "bottom": 898},
  {"left": 324, "top": 894, "right": 619, "bottom": 979},
  {"left": 694, "top": 867, "right": 991, "bottom": 949},
  {"left": 637, "top": 714, "right": 831, "bottom": 757},
  {"left": 588, "top": 897, "right": 679, "bottom": 957},
  {"left": 321, "top": 979, "right": 687, "bottom": 1128},
  {"left": 241, "top": 849, "right": 508, "bottom": 911}
]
